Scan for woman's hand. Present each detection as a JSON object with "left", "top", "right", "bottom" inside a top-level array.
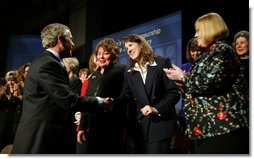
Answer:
[
  {"left": 140, "top": 105, "right": 158, "bottom": 116},
  {"left": 163, "top": 64, "right": 184, "bottom": 81}
]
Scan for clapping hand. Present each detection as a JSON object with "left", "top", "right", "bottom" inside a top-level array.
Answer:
[
  {"left": 163, "top": 64, "right": 183, "bottom": 81},
  {"left": 163, "top": 64, "right": 186, "bottom": 93}
]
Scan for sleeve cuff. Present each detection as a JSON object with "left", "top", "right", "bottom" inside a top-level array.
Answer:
[{"left": 96, "top": 97, "right": 104, "bottom": 107}]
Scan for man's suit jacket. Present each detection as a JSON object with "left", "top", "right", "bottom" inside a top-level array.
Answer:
[
  {"left": 119, "top": 56, "right": 180, "bottom": 143},
  {"left": 11, "top": 51, "right": 99, "bottom": 154}
]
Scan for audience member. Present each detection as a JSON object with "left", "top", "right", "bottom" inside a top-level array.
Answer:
[
  {"left": 0, "top": 71, "right": 22, "bottom": 152},
  {"left": 232, "top": 30, "right": 249, "bottom": 85},
  {"left": 16, "top": 62, "right": 31, "bottom": 96},
  {"left": 4, "top": 71, "right": 22, "bottom": 146},
  {"left": 78, "top": 68, "right": 90, "bottom": 84},
  {"left": 0, "top": 77, "right": 8, "bottom": 151},
  {"left": 62, "top": 57, "right": 82, "bottom": 153},
  {"left": 63, "top": 57, "right": 82, "bottom": 95},
  {"left": 76, "top": 53, "right": 98, "bottom": 154},
  {"left": 181, "top": 38, "right": 202, "bottom": 73},
  {"left": 80, "top": 53, "right": 98, "bottom": 96}
]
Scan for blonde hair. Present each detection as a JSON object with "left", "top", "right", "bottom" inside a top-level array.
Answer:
[
  {"left": 62, "top": 57, "right": 80, "bottom": 75},
  {"left": 195, "top": 12, "right": 229, "bottom": 45},
  {"left": 5, "top": 70, "right": 17, "bottom": 82},
  {"left": 88, "top": 53, "right": 98, "bottom": 72},
  {"left": 0, "top": 144, "right": 13, "bottom": 154}
]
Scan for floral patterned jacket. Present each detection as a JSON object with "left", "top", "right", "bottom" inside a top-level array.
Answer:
[{"left": 183, "top": 41, "right": 249, "bottom": 139}]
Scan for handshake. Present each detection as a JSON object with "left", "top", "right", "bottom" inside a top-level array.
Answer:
[{"left": 102, "top": 97, "right": 114, "bottom": 112}]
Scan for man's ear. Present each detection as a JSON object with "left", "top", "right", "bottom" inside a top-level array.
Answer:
[
  {"left": 59, "top": 36, "right": 66, "bottom": 44},
  {"left": 58, "top": 36, "right": 66, "bottom": 48}
]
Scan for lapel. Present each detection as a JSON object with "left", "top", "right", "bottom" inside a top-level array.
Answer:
[
  {"left": 144, "top": 65, "right": 158, "bottom": 97},
  {"left": 130, "top": 71, "right": 150, "bottom": 105}
]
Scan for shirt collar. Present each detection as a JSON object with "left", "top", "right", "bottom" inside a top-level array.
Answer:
[
  {"left": 127, "top": 60, "right": 157, "bottom": 72},
  {"left": 47, "top": 48, "right": 61, "bottom": 61}
]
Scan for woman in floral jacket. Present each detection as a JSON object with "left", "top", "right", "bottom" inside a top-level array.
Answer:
[{"left": 163, "top": 12, "right": 249, "bottom": 154}]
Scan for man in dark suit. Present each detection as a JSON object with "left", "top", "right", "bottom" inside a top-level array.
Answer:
[{"left": 11, "top": 23, "right": 112, "bottom": 154}]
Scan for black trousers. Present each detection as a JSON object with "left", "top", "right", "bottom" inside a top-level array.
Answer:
[
  {"left": 192, "top": 128, "right": 249, "bottom": 154},
  {"left": 140, "top": 138, "right": 172, "bottom": 154}
]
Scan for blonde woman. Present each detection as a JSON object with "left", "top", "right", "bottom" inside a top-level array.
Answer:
[{"left": 163, "top": 13, "right": 249, "bottom": 154}]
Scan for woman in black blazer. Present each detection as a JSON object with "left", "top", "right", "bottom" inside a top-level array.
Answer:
[
  {"left": 77, "top": 38, "right": 127, "bottom": 154},
  {"left": 116, "top": 34, "right": 180, "bottom": 153}
]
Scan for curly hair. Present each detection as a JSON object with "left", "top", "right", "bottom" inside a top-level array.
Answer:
[{"left": 41, "top": 23, "right": 70, "bottom": 48}]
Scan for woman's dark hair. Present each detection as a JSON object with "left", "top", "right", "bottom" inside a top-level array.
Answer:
[{"left": 186, "top": 38, "right": 202, "bottom": 62}]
